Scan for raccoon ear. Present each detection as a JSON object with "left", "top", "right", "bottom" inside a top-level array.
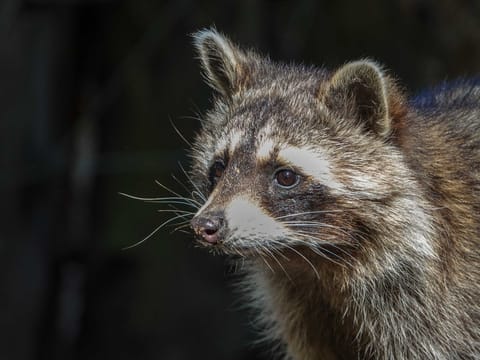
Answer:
[
  {"left": 321, "top": 60, "right": 398, "bottom": 138},
  {"left": 193, "top": 29, "right": 249, "bottom": 98}
]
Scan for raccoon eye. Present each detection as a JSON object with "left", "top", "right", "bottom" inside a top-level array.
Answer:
[
  {"left": 209, "top": 160, "right": 226, "bottom": 186},
  {"left": 274, "top": 168, "right": 300, "bottom": 189}
]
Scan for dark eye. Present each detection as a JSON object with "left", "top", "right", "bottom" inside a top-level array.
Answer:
[
  {"left": 274, "top": 168, "right": 300, "bottom": 188},
  {"left": 209, "top": 160, "right": 225, "bottom": 186}
]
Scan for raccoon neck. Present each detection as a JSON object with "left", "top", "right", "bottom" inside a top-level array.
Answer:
[
  {"left": 247, "top": 261, "right": 360, "bottom": 360},
  {"left": 247, "top": 252, "right": 442, "bottom": 360}
]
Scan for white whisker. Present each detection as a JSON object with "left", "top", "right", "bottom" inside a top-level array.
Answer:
[
  {"left": 177, "top": 162, "right": 207, "bottom": 202},
  {"left": 156, "top": 209, "right": 194, "bottom": 215},
  {"left": 119, "top": 192, "right": 199, "bottom": 208},
  {"left": 292, "top": 232, "right": 355, "bottom": 268},
  {"left": 155, "top": 180, "right": 203, "bottom": 207},
  {"left": 123, "top": 213, "right": 189, "bottom": 250},
  {"left": 261, "top": 246, "right": 293, "bottom": 282},
  {"left": 171, "top": 173, "right": 194, "bottom": 198},
  {"left": 169, "top": 117, "right": 192, "bottom": 147},
  {"left": 267, "top": 239, "right": 320, "bottom": 279},
  {"left": 283, "top": 221, "right": 354, "bottom": 239},
  {"left": 254, "top": 242, "right": 275, "bottom": 274},
  {"left": 274, "top": 210, "right": 344, "bottom": 220}
]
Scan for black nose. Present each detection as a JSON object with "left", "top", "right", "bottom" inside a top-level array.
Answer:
[{"left": 191, "top": 213, "right": 224, "bottom": 244}]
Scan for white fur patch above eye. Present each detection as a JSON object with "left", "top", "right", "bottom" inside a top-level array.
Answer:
[
  {"left": 256, "top": 138, "right": 276, "bottom": 160},
  {"left": 225, "top": 196, "right": 287, "bottom": 242},
  {"left": 229, "top": 131, "right": 244, "bottom": 153},
  {"left": 277, "top": 146, "right": 344, "bottom": 191}
]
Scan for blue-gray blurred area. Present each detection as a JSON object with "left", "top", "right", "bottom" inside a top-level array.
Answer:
[{"left": 1, "top": 1, "right": 479, "bottom": 359}]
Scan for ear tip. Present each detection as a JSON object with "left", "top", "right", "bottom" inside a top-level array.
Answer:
[
  {"left": 191, "top": 28, "right": 245, "bottom": 97},
  {"left": 343, "top": 59, "right": 386, "bottom": 75},
  {"left": 191, "top": 27, "right": 216, "bottom": 42},
  {"left": 192, "top": 27, "right": 227, "bottom": 51}
]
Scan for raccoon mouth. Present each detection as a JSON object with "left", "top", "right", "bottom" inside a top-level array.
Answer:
[
  {"left": 196, "top": 237, "right": 280, "bottom": 258},
  {"left": 194, "top": 236, "right": 265, "bottom": 257}
]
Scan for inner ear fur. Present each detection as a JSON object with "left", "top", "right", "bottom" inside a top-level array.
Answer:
[
  {"left": 193, "top": 28, "right": 250, "bottom": 98},
  {"left": 320, "top": 60, "right": 405, "bottom": 138}
]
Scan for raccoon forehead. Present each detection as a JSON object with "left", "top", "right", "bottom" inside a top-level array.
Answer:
[
  {"left": 205, "top": 86, "right": 329, "bottom": 158},
  {"left": 215, "top": 129, "right": 245, "bottom": 156}
]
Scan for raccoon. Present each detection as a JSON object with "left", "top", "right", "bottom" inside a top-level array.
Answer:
[{"left": 187, "top": 29, "right": 480, "bottom": 359}]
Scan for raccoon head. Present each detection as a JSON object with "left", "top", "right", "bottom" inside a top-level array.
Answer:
[{"left": 189, "top": 29, "right": 432, "bottom": 265}]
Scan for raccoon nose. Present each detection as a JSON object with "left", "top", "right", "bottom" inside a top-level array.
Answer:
[{"left": 191, "top": 213, "right": 224, "bottom": 244}]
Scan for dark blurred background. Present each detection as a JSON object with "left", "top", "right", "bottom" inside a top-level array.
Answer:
[{"left": 1, "top": 0, "right": 479, "bottom": 359}]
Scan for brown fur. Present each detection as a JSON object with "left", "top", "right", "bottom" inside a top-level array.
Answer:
[{"left": 188, "top": 29, "right": 480, "bottom": 359}]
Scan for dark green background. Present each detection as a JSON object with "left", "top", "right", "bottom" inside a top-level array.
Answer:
[{"left": 1, "top": 0, "right": 479, "bottom": 359}]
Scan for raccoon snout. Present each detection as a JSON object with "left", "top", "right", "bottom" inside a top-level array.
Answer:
[{"left": 191, "top": 212, "right": 225, "bottom": 244}]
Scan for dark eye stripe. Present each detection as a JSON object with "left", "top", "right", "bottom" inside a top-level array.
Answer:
[
  {"left": 213, "top": 162, "right": 224, "bottom": 178},
  {"left": 209, "top": 160, "right": 226, "bottom": 187}
]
